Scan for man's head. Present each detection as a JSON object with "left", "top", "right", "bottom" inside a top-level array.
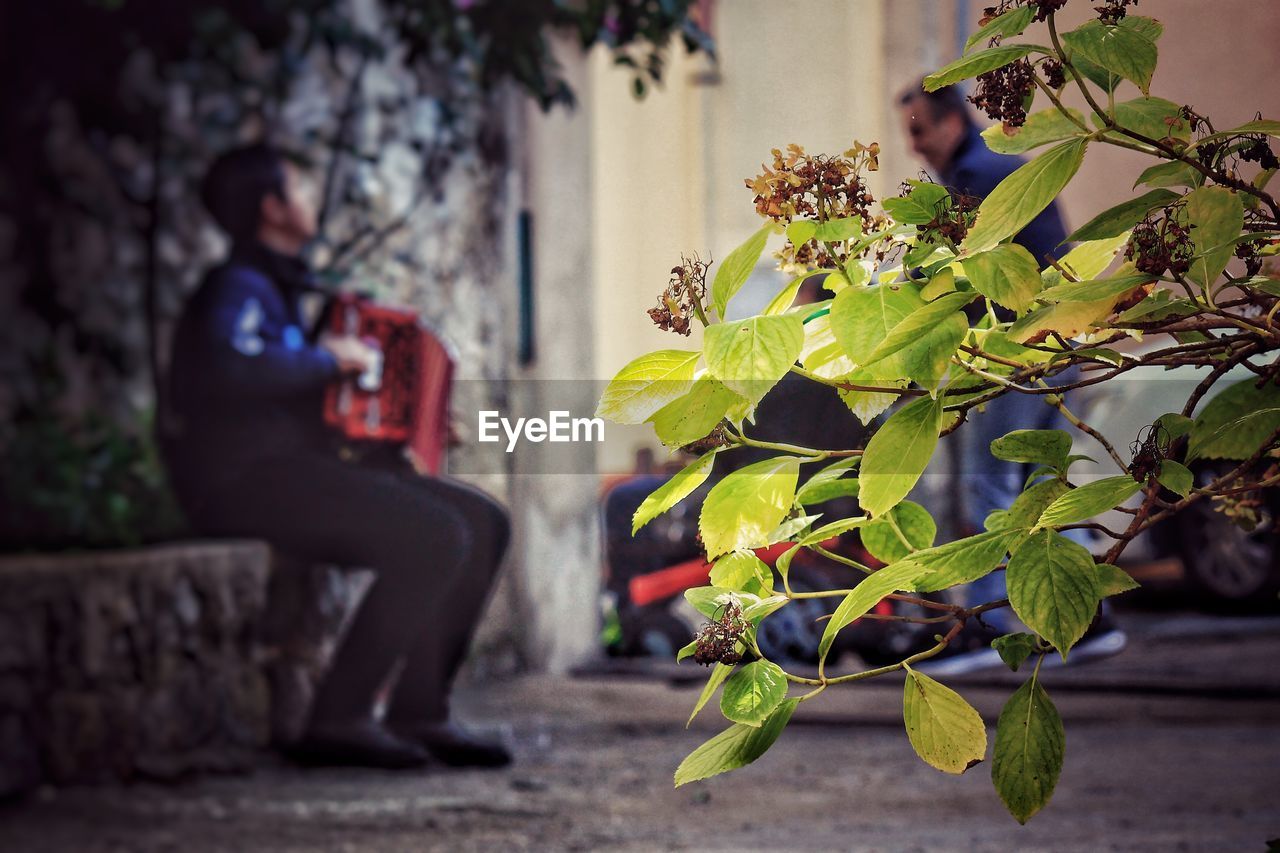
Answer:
[
  {"left": 200, "top": 144, "right": 318, "bottom": 256},
  {"left": 897, "top": 81, "right": 974, "bottom": 174}
]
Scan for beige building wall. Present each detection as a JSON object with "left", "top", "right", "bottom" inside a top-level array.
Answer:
[{"left": 588, "top": 0, "right": 1280, "bottom": 474}]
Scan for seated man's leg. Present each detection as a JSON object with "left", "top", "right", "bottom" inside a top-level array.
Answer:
[
  {"left": 192, "top": 453, "right": 476, "bottom": 765},
  {"left": 382, "top": 475, "right": 512, "bottom": 766}
]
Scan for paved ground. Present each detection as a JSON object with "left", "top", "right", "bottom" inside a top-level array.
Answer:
[{"left": 3, "top": 601, "right": 1279, "bottom": 852}]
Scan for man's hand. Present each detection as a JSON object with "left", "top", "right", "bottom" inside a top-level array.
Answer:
[{"left": 319, "top": 333, "right": 379, "bottom": 376}]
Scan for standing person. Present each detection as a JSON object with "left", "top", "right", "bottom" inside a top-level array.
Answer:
[
  {"left": 162, "top": 143, "right": 512, "bottom": 768},
  {"left": 896, "top": 83, "right": 1125, "bottom": 671}
]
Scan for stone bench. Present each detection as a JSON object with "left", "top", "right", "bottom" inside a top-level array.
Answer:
[{"left": 0, "top": 541, "right": 368, "bottom": 798}]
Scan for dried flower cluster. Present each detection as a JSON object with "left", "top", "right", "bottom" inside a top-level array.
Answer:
[
  {"left": 692, "top": 600, "right": 749, "bottom": 666},
  {"left": 647, "top": 254, "right": 710, "bottom": 336},
  {"left": 969, "top": 58, "right": 1037, "bottom": 127},
  {"left": 1094, "top": 0, "right": 1138, "bottom": 24},
  {"left": 745, "top": 142, "right": 882, "bottom": 270},
  {"left": 1129, "top": 422, "right": 1171, "bottom": 483},
  {"left": 1126, "top": 210, "right": 1194, "bottom": 277}
]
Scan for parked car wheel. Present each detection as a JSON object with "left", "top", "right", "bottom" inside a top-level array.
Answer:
[{"left": 1176, "top": 465, "right": 1280, "bottom": 610}]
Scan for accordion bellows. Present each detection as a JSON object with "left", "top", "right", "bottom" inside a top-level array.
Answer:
[{"left": 322, "top": 294, "right": 454, "bottom": 475}]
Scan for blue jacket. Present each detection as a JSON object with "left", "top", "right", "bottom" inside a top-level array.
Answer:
[
  {"left": 942, "top": 125, "right": 1068, "bottom": 266},
  {"left": 164, "top": 242, "right": 339, "bottom": 493}
]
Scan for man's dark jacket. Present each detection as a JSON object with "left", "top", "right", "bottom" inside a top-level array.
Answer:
[{"left": 163, "top": 242, "right": 339, "bottom": 505}]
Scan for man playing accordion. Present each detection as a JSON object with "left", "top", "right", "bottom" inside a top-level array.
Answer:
[{"left": 163, "top": 144, "right": 511, "bottom": 769}]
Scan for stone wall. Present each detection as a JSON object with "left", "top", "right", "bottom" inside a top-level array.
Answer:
[{"left": 0, "top": 542, "right": 271, "bottom": 798}]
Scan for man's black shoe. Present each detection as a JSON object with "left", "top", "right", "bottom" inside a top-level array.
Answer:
[
  {"left": 392, "top": 721, "right": 512, "bottom": 768},
  {"left": 286, "top": 719, "right": 430, "bottom": 769}
]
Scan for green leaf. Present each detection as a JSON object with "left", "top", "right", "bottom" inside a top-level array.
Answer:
[
  {"left": 720, "top": 660, "right": 788, "bottom": 726},
  {"left": 1134, "top": 160, "right": 1204, "bottom": 189},
  {"left": 1101, "top": 96, "right": 1190, "bottom": 143},
  {"left": 1061, "top": 19, "right": 1156, "bottom": 94},
  {"left": 1006, "top": 293, "right": 1121, "bottom": 343},
  {"left": 992, "top": 633, "right": 1039, "bottom": 672},
  {"left": 685, "top": 587, "right": 755, "bottom": 619},
  {"left": 1194, "top": 118, "right": 1280, "bottom": 146},
  {"left": 699, "top": 456, "right": 802, "bottom": 559},
  {"left": 688, "top": 662, "right": 735, "bottom": 727},
  {"left": 1036, "top": 476, "right": 1141, "bottom": 528},
  {"left": 902, "top": 313, "right": 968, "bottom": 391},
  {"left": 704, "top": 314, "right": 806, "bottom": 404},
  {"left": 712, "top": 224, "right": 772, "bottom": 318},
  {"left": 1154, "top": 412, "right": 1194, "bottom": 442},
  {"left": 903, "top": 668, "right": 987, "bottom": 774},
  {"left": 862, "top": 501, "right": 936, "bottom": 563},
  {"left": 991, "top": 429, "right": 1072, "bottom": 471},
  {"left": 796, "top": 478, "right": 861, "bottom": 506},
  {"left": 863, "top": 291, "right": 976, "bottom": 367},
  {"left": 981, "top": 108, "right": 1087, "bottom": 155},
  {"left": 836, "top": 372, "right": 907, "bottom": 425},
  {"left": 993, "top": 478, "right": 1070, "bottom": 533},
  {"left": 1065, "top": 188, "right": 1180, "bottom": 243},
  {"left": 761, "top": 514, "right": 821, "bottom": 547},
  {"left": 1006, "top": 530, "right": 1103, "bottom": 658},
  {"left": 858, "top": 395, "right": 943, "bottom": 517},
  {"left": 795, "top": 455, "right": 861, "bottom": 504},
  {"left": 965, "top": 140, "right": 1088, "bottom": 253},
  {"left": 742, "top": 594, "right": 790, "bottom": 624},
  {"left": 1189, "top": 380, "right": 1280, "bottom": 461},
  {"left": 649, "top": 378, "right": 740, "bottom": 448},
  {"left": 965, "top": 5, "right": 1035, "bottom": 53},
  {"left": 883, "top": 182, "right": 951, "bottom": 225},
  {"left": 1096, "top": 563, "right": 1140, "bottom": 597},
  {"left": 1051, "top": 233, "right": 1131, "bottom": 283},
  {"left": 763, "top": 275, "right": 807, "bottom": 316},
  {"left": 796, "top": 515, "right": 871, "bottom": 547},
  {"left": 774, "top": 545, "right": 799, "bottom": 586},
  {"left": 830, "top": 283, "right": 924, "bottom": 379},
  {"left": 674, "top": 698, "right": 798, "bottom": 787},
  {"left": 1184, "top": 186, "right": 1245, "bottom": 287},
  {"left": 1040, "top": 272, "right": 1151, "bottom": 303},
  {"left": 786, "top": 220, "right": 817, "bottom": 249},
  {"left": 814, "top": 217, "right": 863, "bottom": 242},
  {"left": 710, "top": 551, "right": 772, "bottom": 593},
  {"left": 1156, "top": 460, "right": 1193, "bottom": 498},
  {"left": 676, "top": 639, "right": 698, "bottom": 663},
  {"left": 908, "top": 528, "right": 1028, "bottom": 593},
  {"left": 963, "top": 244, "right": 1044, "bottom": 313},
  {"left": 924, "top": 44, "right": 1037, "bottom": 91},
  {"left": 992, "top": 674, "right": 1064, "bottom": 824},
  {"left": 632, "top": 450, "right": 718, "bottom": 535},
  {"left": 819, "top": 560, "right": 933, "bottom": 660},
  {"left": 597, "top": 349, "right": 701, "bottom": 424}
]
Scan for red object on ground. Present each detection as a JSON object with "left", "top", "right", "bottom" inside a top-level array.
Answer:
[{"left": 322, "top": 294, "right": 454, "bottom": 475}]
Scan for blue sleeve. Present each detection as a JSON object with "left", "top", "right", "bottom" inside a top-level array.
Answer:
[{"left": 195, "top": 271, "right": 340, "bottom": 399}]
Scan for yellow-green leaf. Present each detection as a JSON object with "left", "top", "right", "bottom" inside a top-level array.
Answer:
[
  {"left": 675, "top": 699, "right": 798, "bottom": 786},
  {"left": 965, "top": 140, "right": 1088, "bottom": 253},
  {"left": 632, "top": 450, "right": 718, "bottom": 535},
  {"left": 699, "top": 456, "right": 802, "bottom": 559},
  {"left": 597, "top": 349, "right": 701, "bottom": 424},
  {"left": 712, "top": 224, "right": 772, "bottom": 318},
  {"left": 858, "top": 395, "right": 943, "bottom": 517},
  {"left": 903, "top": 668, "right": 987, "bottom": 774},
  {"left": 704, "top": 314, "right": 805, "bottom": 403}
]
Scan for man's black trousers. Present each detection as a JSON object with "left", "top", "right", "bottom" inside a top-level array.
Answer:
[{"left": 180, "top": 451, "right": 509, "bottom": 727}]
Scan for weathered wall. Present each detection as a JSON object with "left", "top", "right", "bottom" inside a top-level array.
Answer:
[{"left": 0, "top": 0, "right": 607, "bottom": 677}]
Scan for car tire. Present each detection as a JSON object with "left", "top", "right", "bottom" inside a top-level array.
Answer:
[{"left": 1177, "top": 465, "right": 1280, "bottom": 611}]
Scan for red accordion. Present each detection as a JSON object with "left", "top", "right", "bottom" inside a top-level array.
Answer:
[{"left": 322, "top": 293, "right": 455, "bottom": 475}]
